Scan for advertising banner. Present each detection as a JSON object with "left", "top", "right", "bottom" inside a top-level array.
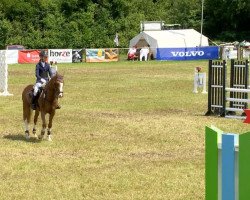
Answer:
[
  {"left": 48, "top": 49, "right": 72, "bottom": 63},
  {"left": 6, "top": 50, "right": 18, "bottom": 64},
  {"left": 18, "top": 50, "right": 40, "bottom": 63},
  {"left": 86, "top": 48, "right": 118, "bottom": 62},
  {"left": 156, "top": 46, "right": 219, "bottom": 60},
  {"left": 72, "top": 49, "right": 84, "bottom": 63}
]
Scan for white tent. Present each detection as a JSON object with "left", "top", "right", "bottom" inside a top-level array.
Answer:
[{"left": 129, "top": 29, "right": 209, "bottom": 58}]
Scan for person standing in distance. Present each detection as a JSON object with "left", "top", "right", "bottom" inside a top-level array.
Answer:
[{"left": 140, "top": 45, "right": 150, "bottom": 61}]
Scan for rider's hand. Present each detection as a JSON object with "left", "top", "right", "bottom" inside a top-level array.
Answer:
[{"left": 41, "top": 78, "right": 46, "bottom": 84}]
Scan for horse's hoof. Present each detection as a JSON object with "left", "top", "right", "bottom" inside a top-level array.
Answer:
[
  {"left": 38, "top": 135, "right": 44, "bottom": 140},
  {"left": 47, "top": 135, "right": 52, "bottom": 141},
  {"left": 33, "top": 134, "right": 38, "bottom": 139},
  {"left": 25, "top": 131, "right": 30, "bottom": 140},
  {"left": 25, "top": 134, "right": 30, "bottom": 140}
]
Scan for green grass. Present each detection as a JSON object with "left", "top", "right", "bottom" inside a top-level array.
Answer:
[{"left": 0, "top": 60, "right": 249, "bottom": 199}]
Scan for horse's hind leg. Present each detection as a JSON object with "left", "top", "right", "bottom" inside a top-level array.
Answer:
[
  {"left": 32, "top": 109, "right": 39, "bottom": 139},
  {"left": 23, "top": 103, "right": 32, "bottom": 140}
]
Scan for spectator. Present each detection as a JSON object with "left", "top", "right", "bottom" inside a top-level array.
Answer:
[
  {"left": 127, "top": 46, "right": 138, "bottom": 60},
  {"left": 140, "top": 45, "right": 149, "bottom": 61}
]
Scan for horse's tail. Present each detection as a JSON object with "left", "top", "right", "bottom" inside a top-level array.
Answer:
[
  {"left": 23, "top": 101, "right": 32, "bottom": 123},
  {"left": 22, "top": 85, "right": 33, "bottom": 123}
]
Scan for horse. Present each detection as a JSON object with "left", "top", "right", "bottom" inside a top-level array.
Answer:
[{"left": 22, "top": 73, "right": 64, "bottom": 141}]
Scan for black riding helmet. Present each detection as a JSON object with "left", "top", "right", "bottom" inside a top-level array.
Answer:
[{"left": 39, "top": 50, "right": 48, "bottom": 58}]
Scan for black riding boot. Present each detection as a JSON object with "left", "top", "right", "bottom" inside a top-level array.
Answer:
[{"left": 31, "top": 94, "right": 37, "bottom": 110}]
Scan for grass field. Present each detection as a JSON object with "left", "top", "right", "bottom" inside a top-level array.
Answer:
[{"left": 0, "top": 60, "right": 249, "bottom": 199}]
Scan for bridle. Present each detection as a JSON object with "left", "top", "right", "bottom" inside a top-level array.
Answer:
[{"left": 54, "top": 77, "right": 64, "bottom": 98}]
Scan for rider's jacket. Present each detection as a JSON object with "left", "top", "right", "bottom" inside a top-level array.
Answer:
[{"left": 35, "top": 61, "right": 53, "bottom": 83}]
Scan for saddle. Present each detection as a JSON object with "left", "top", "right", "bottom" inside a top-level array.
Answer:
[{"left": 29, "top": 88, "right": 60, "bottom": 110}]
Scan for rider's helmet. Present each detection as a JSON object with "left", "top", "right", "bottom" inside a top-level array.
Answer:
[{"left": 39, "top": 50, "right": 48, "bottom": 58}]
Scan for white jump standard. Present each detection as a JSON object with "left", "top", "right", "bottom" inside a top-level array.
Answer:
[{"left": 0, "top": 50, "right": 13, "bottom": 96}]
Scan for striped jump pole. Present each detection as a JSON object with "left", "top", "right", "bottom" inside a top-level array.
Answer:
[
  {"left": 205, "top": 126, "right": 250, "bottom": 200},
  {"left": 205, "top": 60, "right": 226, "bottom": 116},
  {"left": 228, "top": 60, "right": 249, "bottom": 115},
  {"left": 206, "top": 59, "right": 249, "bottom": 118},
  {"left": 225, "top": 88, "right": 250, "bottom": 119}
]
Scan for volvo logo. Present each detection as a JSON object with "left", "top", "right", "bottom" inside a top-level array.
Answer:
[{"left": 171, "top": 51, "right": 205, "bottom": 57}]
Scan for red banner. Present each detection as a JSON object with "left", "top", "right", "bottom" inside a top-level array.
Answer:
[
  {"left": 18, "top": 50, "right": 40, "bottom": 63},
  {"left": 243, "top": 109, "right": 250, "bottom": 123}
]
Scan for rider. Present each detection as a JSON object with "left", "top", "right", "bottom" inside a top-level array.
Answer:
[{"left": 31, "top": 50, "right": 53, "bottom": 110}]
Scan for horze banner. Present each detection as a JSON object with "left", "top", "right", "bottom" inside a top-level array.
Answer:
[
  {"left": 156, "top": 46, "right": 219, "bottom": 60},
  {"left": 18, "top": 50, "right": 40, "bottom": 63},
  {"left": 86, "top": 48, "right": 118, "bottom": 62},
  {"left": 48, "top": 49, "right": 72, "bottom": 63}
]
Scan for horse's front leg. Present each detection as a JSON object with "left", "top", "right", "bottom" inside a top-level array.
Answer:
[
  {"left": 38, "top": 111, "right": 46, "bottom": 140},
  {"left": 47, "top": 112, "right": 55, "bottom": 141},
  {"left": 33, "top": 109, "right": 39, "bottom": 139}
]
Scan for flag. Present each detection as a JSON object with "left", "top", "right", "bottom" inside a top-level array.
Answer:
[{"left": 114, "top": 32, "right": 119, "bottom": 47}]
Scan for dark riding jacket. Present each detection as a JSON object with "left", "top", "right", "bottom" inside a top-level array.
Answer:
[{"left": 35, "top": 61, "right": 53, "bottom": 83}]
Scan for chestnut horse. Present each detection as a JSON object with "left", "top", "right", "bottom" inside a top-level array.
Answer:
[{"left": 22, "top": 74, "right": 64, "bottom": 141}]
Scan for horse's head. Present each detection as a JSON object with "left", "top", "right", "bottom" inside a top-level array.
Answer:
[{"left": 53, "top": 74, "right": 64, "bottom": 98}]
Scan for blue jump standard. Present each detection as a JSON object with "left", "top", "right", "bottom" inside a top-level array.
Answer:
[{"left": 222, "top": 134, "right": 236, "bottom": 200}]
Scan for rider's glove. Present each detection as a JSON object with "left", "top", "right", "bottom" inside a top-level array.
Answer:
[{"left": 41, "top": 78, "right": 46, "bottom": 83}]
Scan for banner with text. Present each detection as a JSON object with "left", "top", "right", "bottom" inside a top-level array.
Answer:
[
  {"left": 48, "top": 49, "right": 72, "bottom": 63},
  {"left": 18, "top": 50, "right": 40, "bottom": 63},
  {"left": 86, "top": 48, "right": 118, "bottom": 62},
  {"left": 156, "top": 46, "right": 219, "bottom": 60}
]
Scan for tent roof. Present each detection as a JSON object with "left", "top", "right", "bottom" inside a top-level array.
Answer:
[{"left": 129, "top": 29, "right": 209, "bottom": 48}]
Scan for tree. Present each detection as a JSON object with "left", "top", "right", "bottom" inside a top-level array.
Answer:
[
  {"left": 204, "top": 0, "right": 250, "bottom": 41},
  {"left": 0, "top": 0, "right": 248, "bottom": 49}
]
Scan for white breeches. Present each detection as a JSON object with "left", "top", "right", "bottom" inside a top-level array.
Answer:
[
  {"left": 33, "top": 82, "right": 43, "bottom": 96},
  {"left": 140, "top": 53, "right": 148, "bottom": 61}
]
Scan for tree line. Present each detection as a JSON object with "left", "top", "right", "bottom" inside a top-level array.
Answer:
[{"left": 0, "top": 0, "right": 249, "bottom": 49}]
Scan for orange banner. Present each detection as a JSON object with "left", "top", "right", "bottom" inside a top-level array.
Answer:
[{"left": 18, "top": 50, "right": 40, "bottom": 64}]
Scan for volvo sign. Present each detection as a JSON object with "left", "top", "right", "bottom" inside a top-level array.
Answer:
[
  {"left": 156, "top": 46, "right": 219, "bottom": 60},
  {"left": 171, "top": 51, "right": 205, "bottom": 57}
]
